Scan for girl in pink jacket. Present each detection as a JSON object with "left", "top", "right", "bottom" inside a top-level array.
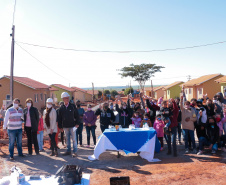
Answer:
[{"left": 153, "top": 113, "right": 165, "bottom": 151}]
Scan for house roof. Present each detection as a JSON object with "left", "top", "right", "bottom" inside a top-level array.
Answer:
[
  {"left": 3, "top": 75, "right": 50, "bottom": 89},
  {"left": 49, "top": 86, "right": 59, "bottom": 91},
  {"left": 71, "top": 86, "right": 92, "bottom": 94},
  {"left": 215, "top": 76, "right": 226, "bottom": 83},
  {"left": 51, "top": 84, "right": 75, "bottom": 92},
  {"left": 145, "top": 86, "right": 165, "bottom": 91},
  {"left": 163, "top": 81, "right": 184, "bottom": 90},
  {"left": 86, "top": 90, "right": 99, "bottom": 95},
  {"left": 182, "top": 74, "right": 222, "bottom": 87}
]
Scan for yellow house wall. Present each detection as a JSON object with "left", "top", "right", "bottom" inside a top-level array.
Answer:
[
  {"left": 0, "top": 78, "right": 50, "bottom": 110},
  {"left": 168, "top": 83, "right": 183, "bottom": 99},
  {"left": 220, "top": 83, "right": 226, "bottom": 95}
]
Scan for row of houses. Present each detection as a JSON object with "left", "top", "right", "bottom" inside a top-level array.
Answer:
[
  {"left": 0, "top": 75, "right": 99, "bottom": 110},
  {"left": 144, "top": 73, "right": 226, "bottom": 101}
]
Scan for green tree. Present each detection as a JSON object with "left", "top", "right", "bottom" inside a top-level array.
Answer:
[
  {"left": 98, "top": 90, "right": 102, "bottom": 97},
  {"left": 104, "top": 90, "right": 110, "bottom": 96},
  {"left": 110, "top": 90, "right": 118, "bottom": 97},
  {"left": 119, "top": 63, "right": 164, "bottom": 93},
  {"left": 124, "top": 87, "right": 134, "bottom": 95},
  {"left": 122, "top": 89, "right": 125, "bottom": 91}
]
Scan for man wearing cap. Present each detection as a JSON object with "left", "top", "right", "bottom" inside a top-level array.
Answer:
[{"left": 58, "top": 92, "right": 80, "bottom": 157}]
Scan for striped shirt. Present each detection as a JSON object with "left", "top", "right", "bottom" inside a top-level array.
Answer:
[{"left": 3, "top": 107, "right": 23, "bottom": 130}]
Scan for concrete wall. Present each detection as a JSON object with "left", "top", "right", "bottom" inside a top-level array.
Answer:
[{"left": 0, "top": 78, "right": 50, "bottom": 110}]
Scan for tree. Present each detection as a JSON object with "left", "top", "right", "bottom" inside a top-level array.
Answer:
[
  {"left": 98, "top": 90, "right": 102, "bottom": 97},
  {"left": 119, "top": 63, "right": 164, "bottom": 93},
  {"left": 104, "top": 90, "right": 110, "bottom": 96},
  {"left": 110, "top": 90, "right": 118, "bottom": 97},
  {"left": 124, "top": 87, "right": 134, "bottom": 95}
]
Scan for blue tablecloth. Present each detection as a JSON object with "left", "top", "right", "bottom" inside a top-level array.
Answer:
[{"left": 103, "top": 128, "right": 161, "bottom": 154}]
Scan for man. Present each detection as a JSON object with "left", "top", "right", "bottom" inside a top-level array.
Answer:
[
  {"left": 3, "top": 98, "right": 25, "bottom": 160},
  {"left": 215, "top": 92, "right": 226, "bottom": 117},
  {"left": 75, "top": 100, "right": 85, "bottom": 147},
  {"left": 95, "top": 102, "right": 115, "bottom": 132},
  {"left": 58, "top": 92, "right": 80, "bottom": 157}
]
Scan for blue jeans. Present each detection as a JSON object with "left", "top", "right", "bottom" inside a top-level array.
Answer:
[
  {"left": 199, "top": 137, "right": 218, "bottom": 151},
  {"left": 64, "top": 127, "right": 77, "bottom": 153},
  {"left": 37, "top": 131, "right": 44, "bottom": 150},
  {"left": 165, "top": 127, "right": 177, "bottom": 154},
  {"left": 183, "top": 129, "right": 196, "bottom": 150},
  {"left": 76, "top": 123, "right": 83, "bottom": 145},
  {"left": 86, "top": 126, "right": 96, "bottom": 145},
  {"left": 8, "top": 129, "right": 23, "bottom": 158}
]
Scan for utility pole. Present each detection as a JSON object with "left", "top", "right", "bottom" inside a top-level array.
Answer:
[
  {"left": 151, "top": 80, "right": 154, "bottom": 98},
  {"left": 10, "top": 25, "right": 15, "bottom": 101},
  {"left": 187, "top": 75, "right": 191, "bottom": 81}
]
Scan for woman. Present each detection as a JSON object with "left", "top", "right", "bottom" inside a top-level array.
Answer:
[
  {"left": 43, "top": 98, "right": 58, "bottom": 156},
  {"left": 180, "top": 98, "right": 197, "bottom": 154},
  {"left": 23, "top": 98, "right": 39, "bottom": 155},
  {"left": 37, "top": 110, "right": 44, "bottom": 152},
  {"left": 83, "top": 104, "right": 97, "bottom": 147}
]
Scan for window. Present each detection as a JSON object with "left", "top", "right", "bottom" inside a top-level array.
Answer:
[
  {"left": 189, "top": 88, "right": 192, "bottom": 95},
  {"left": 167, "top": 90, "right": 170, "bottom": 95},
  {"left": 6, "top": 94, "right": 10, "bottom": 100},
  {"left": 52, "top": 93, "right": 54, "bottom": 99},
  {"left": 40, "top": 93, "right": 43, "bottom": 101},
  {"left": 44, "top": 94, "right": 47, "bottom": 102},
  {"left": 164, "top": 91, "right": 166, "bottom": 96},
  {"left": 185, "top": 89, "right": 188, "bottom": 95},
  {"left": 34, "top": 94, "right": 38, "bottom": 102}
]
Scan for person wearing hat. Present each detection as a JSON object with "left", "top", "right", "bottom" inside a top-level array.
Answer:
[
  {"left": 23, "top": 98, "right": 40, "bottom": 155},
  {"left": 58, "top": 92, "right": 80, "bottom": 157},
  {"left": 43, "top": 98, "right": 58, "bottom": 156}
]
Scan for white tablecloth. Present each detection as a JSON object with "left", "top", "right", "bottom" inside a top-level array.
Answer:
[
  {"left": 0, "top": 174, "right": 90, "bottom": 185},
  {"left": 88, "top": 132, "right": 160, "bottom": 162}
]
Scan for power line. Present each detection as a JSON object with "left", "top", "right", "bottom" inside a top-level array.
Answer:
[
  {"left": 15, "top": 42, "right": 75, "bottom": 84},
  {"left": 16, "top": 40, "right": 226, "bottom": 53},
  {"left": 12, "top": 0, "right": 17, "bottom": 26}
]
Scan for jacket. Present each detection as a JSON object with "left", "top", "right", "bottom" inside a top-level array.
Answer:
[
  {"left": 95, "top": 108, "right": 115, "bottom": 126},
  {"left": 181, "top": 106, "right": 197, "bottom": 130},
  {"left": 58, "top": 103, "right": 80, "bottom": 128},
  {"left": 43, "top": 108, "right": 57, "bottom": 134},
  {"left": 23, "top": 106, "right": 39, "bottom": 132},
  {"left": 153, "top": 119, "right": 165, "bottom": 137},
  {"left": 83, "top": 110, "right": 97, "bottom": 126},
  {"left": 37, "top": 117, "right": 44, "bottom": 132},
  {"left": 169, "top": 101, "right": 179, "bottom": 128},
  {"left": 115, "top": 104, "right": 131, "bottom": 128}
]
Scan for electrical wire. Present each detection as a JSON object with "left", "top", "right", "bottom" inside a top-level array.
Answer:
[
  {"left": 15, "top": 42, "right": 76, "bottom": 84},
  {"left": 16, "top": 40, "right": 226, "bottom": 53}
]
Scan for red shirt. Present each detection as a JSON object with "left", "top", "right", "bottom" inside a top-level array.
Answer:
[{"left": 37, "top": 117, "right": 44, "bottom": 131}]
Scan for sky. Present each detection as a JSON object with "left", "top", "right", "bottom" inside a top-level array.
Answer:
[{"left": 0, "top": 0, "right": 226, "bottom": 88}]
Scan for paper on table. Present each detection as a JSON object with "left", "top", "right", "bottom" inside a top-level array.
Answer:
[{"left": 73, "top": 127, "right": 77, "bottom": 132}]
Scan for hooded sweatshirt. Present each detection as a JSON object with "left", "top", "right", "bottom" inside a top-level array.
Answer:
[
  {"left": 215, "top": 92, "right": 226, "bottom": 117},
  {"left": 181, "top": 106, "right": 197, "bottom": 130},
  {"left": 153, "top": 119, "right": 165, "bottom": 137}
]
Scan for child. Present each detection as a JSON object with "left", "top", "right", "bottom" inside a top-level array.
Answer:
[
  {"left": 37, "top": 111, "right": 44, "bottom": 152},
  {"left": 160, "top": 101, "right": 171, "bottom": 132},
  {"left": 131, "top": 111, "right": 142, "bottom": 128},
  {"left": 153, "top": 112, "right": 165, "bottom": 151},
  {"left": 140, "top": 113, "right": 152, "bottom": 128}
]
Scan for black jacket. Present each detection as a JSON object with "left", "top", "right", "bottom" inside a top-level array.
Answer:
[
  {"left": 115, "top": 104, "right": 132, "bottom": 128},
  {"left": 58, "top": 103, "right": 80, "bottom": 128},
  {"left": 146, "top": 99, "right": 157, "bottom": 123},
  {"left": 23, "top": 106, "right": 39, "bottom": 132},
  {"left": 95, "top": 108, "right": 115, "bottom": 126},
  {"left": 206, "top": 123, "right": 219, "bottom": 145}
]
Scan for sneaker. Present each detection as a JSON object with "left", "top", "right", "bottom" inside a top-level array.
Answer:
[
  {"left": 80, "top": 144, "right": 83, "bottom": 147},
  {"left": 86, "top": 145, "right": 90, "bottom": 148},
  {"left": 197, "top": 150, "right": 203, "bottom": 155},
  {"left": 40, "top": 149, "right": 45, "bottom": 152},
  {"left": 185, "top": 149, "right": 189, "bottom": 154},
  {"left": 49, "top": 151, "right": 54, "bottom": 156},
  {"left": 211, "top": 150, "right": 216, "bottom": 154},
  {"left": 19, "top": 154, "right": 26, "bottom": 157},
  {"left": 55, "top": 151, "right": 58, "bottom": 157},
  {"left": 221, "top": 147, "right": 226, "bottom": 152},
  {"left": 10, "top": 157, "right": 14, "bottom": 160},
  {"left": 193, "top": 149, "right": 198, "bottom": 154},
  {"left": 160, "top": 147, "right": 163, "bottom": 151},
  {"left": 72, "top": 152, "right": 77, "bottom": 158},
  {"left": 62, "top": 151, "right": 71, "bottom": 156}
]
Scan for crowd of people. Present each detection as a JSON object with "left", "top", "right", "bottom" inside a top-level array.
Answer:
[{"left": 1, "top": 90, "right": 226, "bottom": 160}]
